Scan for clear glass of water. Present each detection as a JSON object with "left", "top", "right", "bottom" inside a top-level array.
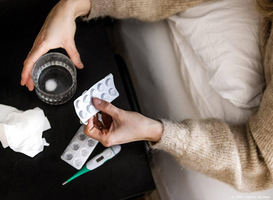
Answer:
[{"left": 32, "top": 52, "right": 77, "bottom": 105}]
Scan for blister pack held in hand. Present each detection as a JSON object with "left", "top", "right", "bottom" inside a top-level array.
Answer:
[{"left": 73, "top": 73, "right": 119, "bottom": 124}]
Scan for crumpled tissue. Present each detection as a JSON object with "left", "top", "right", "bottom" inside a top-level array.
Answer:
[{"left": 0, "top": 104, "right": 51, "bottom": 157}]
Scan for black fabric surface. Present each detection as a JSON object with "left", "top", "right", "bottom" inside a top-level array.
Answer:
[{"left": 0, "top": 0, "right": 155, "bottom": 199}]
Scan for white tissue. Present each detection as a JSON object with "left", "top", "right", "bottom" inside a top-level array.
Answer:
[{"left": 0, "top": 105, "right": 51, "bottom": 157}]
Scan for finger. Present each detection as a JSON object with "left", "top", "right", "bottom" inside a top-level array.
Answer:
[
  {"left": 64, "top": 41, "right": 84, "bottom": 69},
  {"left": 93, "top": 113, "right": 103, "bottom": 128},
  {"left": 101, "top": 112, "right": 112, "bottom": 129},
  {"left": 26, "top": 79, "right": 35, "bottom": 91},
  {"left": 85, "top": 115, "right": 103, "bottom": 131},
  {"left": 85, "top": 125, "right": 102, "bottom": 141},
  {"left": 84, "top": 117, "right": 113, "bottom": 147},
  {"left": 21, "top": 44, "right": 49, "bottom": 88},
  {"left": 92, "top": 98, "right": 120, "bottom": 119},
  {"left": 84, "top": 118, "right": 108, "bottom": 142},
  {"left": 84, "top": 117, "right": 99, "bottom": 134},
  {"left": 85, "top": 115, "right": 101, "bottom": 130},
  {"left": 85, "top": 116, "right": 95, "bottom": 130}
]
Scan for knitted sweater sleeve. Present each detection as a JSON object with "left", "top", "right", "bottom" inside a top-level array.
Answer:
[
  {"left": 85, "top": 0, "right": 211, "bottom": 22},
  {"left": 151, "top": 74, "right": 273, "bottom": 192}
]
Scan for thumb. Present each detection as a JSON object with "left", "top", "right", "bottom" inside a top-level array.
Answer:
[{"left": 92, "top": 98, "right": 120, "bottom": 118}]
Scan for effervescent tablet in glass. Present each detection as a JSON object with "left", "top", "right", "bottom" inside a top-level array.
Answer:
[{"left": 32, "top": 52, "right": 77, "bottom": 105}]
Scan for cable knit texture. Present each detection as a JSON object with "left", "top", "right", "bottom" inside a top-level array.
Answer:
[
  {"left": 87, "top": 0, "right": 213, "bottom": 21},
  {"left": 86, "top": 0, "right": 273, "bottom": 192}
]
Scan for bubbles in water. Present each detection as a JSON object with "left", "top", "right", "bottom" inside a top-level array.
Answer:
[{"left": 38, "top": 65, "right": 72, "bottom": 94}]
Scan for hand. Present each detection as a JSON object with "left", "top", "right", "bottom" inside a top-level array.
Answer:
[
  {"left": 84, "top": 98, "right": 163, "bottom": 147},
  {"left": 21, "top": 0, "right": 91, "bottom": 91}
]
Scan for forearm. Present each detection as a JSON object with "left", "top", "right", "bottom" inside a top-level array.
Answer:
[
  {"left": 152, "top": 116, "right": 273, "bottom": 192},
  {"left": 85, "top": 0, "right": 212, "bottom": 22},
  {"left": 153, "top": 119, "right": 272, "bottom": 191}
]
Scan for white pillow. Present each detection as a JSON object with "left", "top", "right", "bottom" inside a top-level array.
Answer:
[{"left": 167, "top": 0, "right": 264, "bottom": 110}]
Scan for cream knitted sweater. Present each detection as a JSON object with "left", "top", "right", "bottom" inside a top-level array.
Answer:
[{"left": 86, "top": 0, "right": 273, "bottom": 192}]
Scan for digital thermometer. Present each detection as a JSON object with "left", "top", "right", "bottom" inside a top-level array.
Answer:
[{"left": 62, "top": 145, "right": 121, "bottom": 185}]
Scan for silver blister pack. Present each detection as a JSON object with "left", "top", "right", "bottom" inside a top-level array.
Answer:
[
  {"left": 61, "top": 125, "right": 98, "bottom": 169},
  {"left": 73, "top": 73, "right": 119, "bottom": 125}
]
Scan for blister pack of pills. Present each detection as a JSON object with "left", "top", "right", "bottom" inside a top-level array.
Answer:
[
  {"left": 73, "top": 73, "right": 119, "bottom": 125},
  {"left": 61, "top": 125, "right": 98, "bottom": 170}
]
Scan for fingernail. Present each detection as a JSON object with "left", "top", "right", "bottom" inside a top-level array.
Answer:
[
  {"left": 94, "top": 98, "right": 102, "bottom": 105},
  {"left": 78, "top": 62, "right": 84, "bottom": 69},
  {"left": 20, "top": 79, "right": 25, "bottom": 86}
]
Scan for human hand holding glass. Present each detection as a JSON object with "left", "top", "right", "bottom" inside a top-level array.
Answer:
[
  {"left": 21, "top": 0, "right": 91, "bottom": 91},
  {"left": 84, "top": 98, "right": 163, "bottom": 147}
]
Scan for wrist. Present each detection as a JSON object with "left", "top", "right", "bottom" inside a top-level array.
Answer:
[
  {"left": 146, "top": 119, "right": 163, "bottom": 143},
  {"left": 59, "top": 0, "right": 91, "bottom": 19}
]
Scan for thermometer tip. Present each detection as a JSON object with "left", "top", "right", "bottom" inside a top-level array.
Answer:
[{"left": 62, "top": 181, "right": 67, "bottom": 186}]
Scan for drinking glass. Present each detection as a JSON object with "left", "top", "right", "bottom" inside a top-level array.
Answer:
[{"left": 32, "top": 52, "right": 77, "bottom": 105}]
